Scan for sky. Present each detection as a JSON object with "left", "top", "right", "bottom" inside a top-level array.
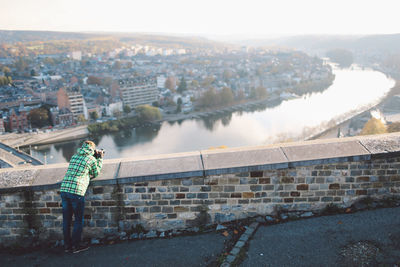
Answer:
[{"left": 0, "top": 0, "right": 399, "bottom": 38}]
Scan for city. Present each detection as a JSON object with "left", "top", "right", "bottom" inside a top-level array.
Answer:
[
  {"left": 2, "top": 0, "right": 400, "bottom": 266},
  {"left": 0, "top": 38, "right": 333, "bottom": 135}
]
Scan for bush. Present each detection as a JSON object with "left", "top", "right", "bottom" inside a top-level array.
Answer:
[
  {"left": 87, "top": 116, "right": 143, "bottom": 135},
  {"left": 360, "top": 117, "right": 387, "bottom": 135},
  {"left": 135, "top": 105, "right": 162, "bottom": 122}
]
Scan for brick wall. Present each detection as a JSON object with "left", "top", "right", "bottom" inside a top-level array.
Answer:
[{"left": 1, "top": 148, "right": 400, "bottom": 247}]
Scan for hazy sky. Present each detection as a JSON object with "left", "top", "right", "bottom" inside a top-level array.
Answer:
[{"left": 1, "top": 0, "right": 399, "bottom": 37}]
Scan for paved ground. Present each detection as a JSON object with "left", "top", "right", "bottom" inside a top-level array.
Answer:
[
  {"left": 1, "top": 232, "right": 228, "bottom": 267},
  {"left": 242, "top": 207, "right": 400, "bottom": 266},
  {"left": 2, "top": 207, "right": 400, "bottom": 267}
]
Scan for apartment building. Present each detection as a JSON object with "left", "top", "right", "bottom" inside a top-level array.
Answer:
[
  {"left": 119, "top": 77, "right": 158, "bottom": 108},
  {"left": 57, "top": 88, "right": 88, "bottom": 120}
]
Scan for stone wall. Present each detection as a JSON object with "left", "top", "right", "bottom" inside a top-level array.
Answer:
[{"left": 1, "top": 133, "right": 400, "bottom": 247}]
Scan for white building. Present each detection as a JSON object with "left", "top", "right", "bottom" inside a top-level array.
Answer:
[
  {"left": 176, "top": 49, "right": 186, "bottom": 55},
  {"left": 71, "top": 51, "right": 82, "bottom": 61},
  {"left": 157, "top": 75, "right": 166, "bottom": 89},
  {"left": 162, "top": 49, "right": 173, "bottom": 56},
  {"left": 106, "top": 102, "right": 123, "bottom": 116},
  {"left": 119, "top": 77, "right": 159, "bottom": 108}
]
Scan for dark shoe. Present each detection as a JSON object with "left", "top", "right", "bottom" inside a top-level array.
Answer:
[
  {"left": 72, "top": 245, "right": 90, "bottom": 254},
  {"left": 64, "top": 246, "right": 72, "bottom": 253}
]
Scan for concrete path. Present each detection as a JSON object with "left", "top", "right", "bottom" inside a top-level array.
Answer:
[
  {"left": 1, "top": 232, "right": 228, "bottom": 267},
  {"left": 2, "top": 208, "right": 400, "bottom": 267},
  {"left": 242, "top": 207, "right": 400, "bottom": 266}
]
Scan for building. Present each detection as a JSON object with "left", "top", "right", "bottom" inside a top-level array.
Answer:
[
  {"left": 71, "top": 51, "right": 82, "bottom": 61},
  {"left": 106, "top": 102, "right": 123, "bottom": 117},
  {"left": 57, "top": 88, "right": 88, "bottom": 121},
  {"left": 86, "top": 104, "right": 102, "bottom": 119},
  {"left": 157, "top": 75, "right": 166, "bottom": 89},
  {"left": 119, "top": 77, "right": 159, "bottom": 108},
  {"left": 0, "top": 118, "right": 5, "bottom": 133},
  {"left": 6, "top": 105, "right": 28, "bottom": 132},
  {"left": 50, "top": 107, "right": 74, "bottom": 126}
]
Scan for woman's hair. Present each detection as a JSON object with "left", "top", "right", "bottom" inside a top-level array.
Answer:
[{"left": 84, "top": 140, "right": 96, "bottom": 149}]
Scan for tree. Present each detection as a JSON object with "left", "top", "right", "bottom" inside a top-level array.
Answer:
[
  {"left": 387, "top": 122, "right": 400, "bottom": 133},
  {"left": 28, "top": 108, "right": 49, "bottom": 128},
  {"left": 223, "top": 70, "right": 232, "bottom": 81},
  {"left": 236, "top": 89, "right": 245, "bottom": 101},
  {"left": 14, "top": 57, "right": 28, "bottom": 72},
  {"left": 191, "top": 80, "right": 199, "bottom": 88},
  {"left": 0, "top": 76, "right": 10, "bottom": 86},
  {"left": 255, "top": 86, "right": 267, "bottom": 98},
  {"left": 360, "top": 117, "right": 387, "bottom": 135},
  {"left": 87, "top": 76, "right": 102, "bottom": 86},
  {"left": 165, "top": 77, "right": 175, "bottom": 90},
  {"left": 177, "top": 77, "right": 187, "bottom": 94},
  {"left": 326, "top": 49, "right": 353, "bottom": 68},
  {"left": 90, "top": 111, "right": 99, "bottom": 121},
  {"left": 103, "top": 77, "right": 113, "bottom": 87},
  {"left": 249, "top": 88, "right": 257, "bottom": 99},
  {"left": 201, "top": 76, "right": 215, "bottom": 87},
  {"left": 176, "top": 98, "right": 182, "bottom": 113},
  {"left": 136, "top": 105, "right": 162, "bottom": 122},
  {"left": 77, "top": 114, "right": 87, "bottom": 123},
  {"left": 2, "top": 66, "right": 11, "bottom": 77},
  {"left": 219, "top": 87, "right": 234, "bottom": 105},
  {"left": 198, "top": 87, "right": 217, "bottom": 108},
  {"left": 43, "top": 57, "right": 55, "bottom": 66},
  {"left": 113, "top": 110, "right": 122, "bottom": 118},
  {"left": 123, "top": 105, "right": 131, "bottom": 114}
]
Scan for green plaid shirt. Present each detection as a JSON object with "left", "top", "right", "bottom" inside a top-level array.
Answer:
[{"left": 60, "top": 142, "right": 103, "bottom": 196}]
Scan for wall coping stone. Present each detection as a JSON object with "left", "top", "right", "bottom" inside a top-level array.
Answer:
[{"left": 1, "top": 132, "right": 400, "bottom": 192}]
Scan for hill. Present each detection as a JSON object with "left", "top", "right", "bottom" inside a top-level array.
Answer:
[
  {"left": 0, "top": 30, "right": 229, "bottom": 57},
  {"left": 235, "top": 33, "right": 400, "bottom": 57},
  {"left": 0, "top": 30, "right": 98, "bottom": 44}
]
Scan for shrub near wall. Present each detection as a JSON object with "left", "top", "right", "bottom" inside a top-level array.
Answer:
[{"left": 1, "top": 134, "right": 400, "bottom": 247}]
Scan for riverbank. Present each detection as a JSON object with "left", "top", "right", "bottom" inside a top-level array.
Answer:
[
  {"left": 0, "top": 96, "right": 282, "bottom": 148},
  {"left": 161, "top": 95, "right": 282, "bottom": 122},
  {"left": 4, "top": 65, "right": 394, "bottom": 161},
  {"left": 310, "top": 79, "right": 400, "bottom": 140}
]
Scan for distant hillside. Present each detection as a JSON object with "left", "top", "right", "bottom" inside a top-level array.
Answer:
[
  {"left": 0, "top": 30, "right": 99, "bottom": 43},
  {"left": 354, "top": 34, "right": 400, "bottom": 54},
  {"left": 112, "top": 33, "right": 227, "bottom": 49},
  {"left": 237, "top": 33, "right": 400, "bottom": 57},
  {"left": 0, "top": 30, "right": 228, "bottom": 52}
]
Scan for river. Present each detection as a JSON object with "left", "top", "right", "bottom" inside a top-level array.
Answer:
[{"left": 28, "top": 65, "right": 395, "bottom": 164}]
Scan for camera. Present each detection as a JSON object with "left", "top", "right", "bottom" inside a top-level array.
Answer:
[{"left": 94, "top": 149, "right": 105, "bottom": 159}]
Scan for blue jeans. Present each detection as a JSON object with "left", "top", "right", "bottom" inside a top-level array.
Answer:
[{"left": 61, "top": 192, "right": 85, "bottom": 248}]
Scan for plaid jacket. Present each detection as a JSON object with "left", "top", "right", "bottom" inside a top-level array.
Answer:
[{"left": 60, "top": 142, "right": 103, "bottom": 196}]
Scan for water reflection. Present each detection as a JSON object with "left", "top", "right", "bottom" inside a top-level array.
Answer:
[
  {"left": 54, "top": 141, "right": 80, "bottom": 161},
  {"left": 24, "top": 139, "right": 85, "bottom": 163},
  {"left": 110, "top": 125, "right": 161, "bottom": 148}
]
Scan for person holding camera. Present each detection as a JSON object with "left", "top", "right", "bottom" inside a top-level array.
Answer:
[{"left": 60, "top": 140, "right": 104, "bottom": 253}]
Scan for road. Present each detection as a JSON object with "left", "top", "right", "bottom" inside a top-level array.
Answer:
[{"left": 242, "top": 207, "right": 400, "bottom": 266}]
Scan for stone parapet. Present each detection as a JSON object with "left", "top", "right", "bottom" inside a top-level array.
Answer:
[{"left": 1, "top": 133, "right": 400, "bottom": 247}]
